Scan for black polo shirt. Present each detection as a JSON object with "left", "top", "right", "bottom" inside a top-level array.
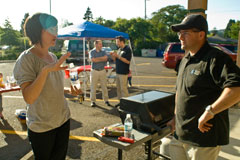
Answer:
[
  {"left": 175, "top": 42, "right": 240, "bottom": 147},
  {"left": 116, "top": 45, "right": 132, "bottom": 75}
]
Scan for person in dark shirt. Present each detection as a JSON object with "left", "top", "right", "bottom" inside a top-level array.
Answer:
[
  {"left": 167, "top": 14, "right": 240, "bottom": 160},
  {"left": 110, "top": 36, "right": 132, "bottom": 107}
]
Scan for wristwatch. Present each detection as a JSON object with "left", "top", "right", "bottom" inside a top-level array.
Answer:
[{"left": 205, "top": 105, "right": 214, "bottom": 116}]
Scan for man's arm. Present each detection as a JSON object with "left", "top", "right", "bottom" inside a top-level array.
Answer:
[
  {"left": 117, "top": 55, "right": 130, "bottom": 64},
  {"left": 91, "top": 55, "right": 108, "bottom": 63},
  {"left": 111, "top": 51, "right": 131, "bottom": 64},
  {"left": 198, "top": 86, "right": 240, "bottom": 133},
  {"left": 167, "top": 92, "right": 177, "bottom": 133}
]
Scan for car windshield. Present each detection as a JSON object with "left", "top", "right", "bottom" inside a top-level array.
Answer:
[
  {"left": 102, "top": 47, "right": 112, "bottom": 52},
  {"left": 171, "top": 44, "right": 185, "bottom": 53}
]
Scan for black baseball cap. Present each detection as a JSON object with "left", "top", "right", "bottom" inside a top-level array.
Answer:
[{"left": 171, "top": 14, "right": 208, "bottom": 33}]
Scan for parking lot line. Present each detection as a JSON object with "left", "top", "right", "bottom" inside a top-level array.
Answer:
[
  {"left": 135, "top": 63, "right": 151, "bottom": 66},
  {"left": 0, "top": 129, "right": 27, "bottom": 136},
  {"left": 134, "top": 84, "right": 175, "bottom": 87},
  {"left": 70, "top": 135, "right": 99, "bottom": 142},
  {"left": 0, "top": 129, "right": 100, "bottom": 142},
  {"left": 134, "top": 76, "right": 176, "bottom": 79}
]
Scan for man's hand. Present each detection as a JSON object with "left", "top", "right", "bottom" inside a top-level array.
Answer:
[
  {"left": 167, "top": 117, "right": 175, "bottom": 133},
  {"left": 198, "top": 111, "right": 214, "bottom": 133},
  {"left": 110, "top": 52, "right": 119, "bottom": 58}
]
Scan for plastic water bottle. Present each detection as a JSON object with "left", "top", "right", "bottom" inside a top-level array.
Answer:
[
  {"left": 69, "top": 63, "right": 80, "bottom": 89},
  {"left": 124, "top": 114, "right": 133, "bottom": 139}
]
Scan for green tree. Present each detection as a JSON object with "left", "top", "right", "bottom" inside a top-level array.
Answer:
[
  {"left": 20, "top": 13, "right": 29, "bottom": 36},
  {"left": 211, "top": 27, "right": 218, "bottom": 36},
  {"left": 150, "top": 5, "right": 188, "bottom": 42},
  {"left": 83, "top": 7, "right": 93, "bottom": 21},
  {"left": 104, "top": 20, "right": 115, "bottom": 28},
  {"left": 1, "top": 19, "right": 20, "bottom": 46},
  {"left": 113, "top": 18, "right": 157, "bottom": 55},
  {"left": 93, "top": 17, "right": 115, "bottom": 28},
  {"left": 127, "top": 18, "right": 155, "bottom": 49},
  {"left": 94, "top": 16, "right": 105, "bottom": 25},
  {"left": 113, "top": 18, "right": 132, "bottom": 34},
  {"left": 229, "top": 21, "right": 240, "bottom": 39},
  {"left": 224, "top": 19, "right": 235, "bottom": 38},
  {"left": 0, "top": 26, "right": 3, "bottom": 44}
]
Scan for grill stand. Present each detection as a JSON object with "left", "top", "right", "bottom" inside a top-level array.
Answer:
[{"left": 93, "top": 123, "right": 172, "bottom": 160}]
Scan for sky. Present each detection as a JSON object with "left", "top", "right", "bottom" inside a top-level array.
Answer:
[{"left": 1, "top": 0, "right": 240, "bottom": 31}]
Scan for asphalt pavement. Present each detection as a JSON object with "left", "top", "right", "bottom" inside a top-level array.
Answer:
[{"left": 0, "top": 57, "right": 239, "bottom": 160}]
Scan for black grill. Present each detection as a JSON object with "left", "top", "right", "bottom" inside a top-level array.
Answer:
[{"left": 118, "top": 91, "right": 175, "bottom": 133}]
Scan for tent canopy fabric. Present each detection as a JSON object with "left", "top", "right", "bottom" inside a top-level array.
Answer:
[{"left": 58, "top": 21, "right": 129, "bottom": 40}]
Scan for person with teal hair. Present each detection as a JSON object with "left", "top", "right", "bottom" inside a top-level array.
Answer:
[{"left": 13, "top": 13, "right": 81, "bottom": 160}]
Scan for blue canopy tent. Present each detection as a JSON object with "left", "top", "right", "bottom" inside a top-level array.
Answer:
[
  {"left": 57, "top": 21, "right": 131, "bottom": 98},
  {"left": 58, "top": 21, "right": 129, "bottom": 40}
]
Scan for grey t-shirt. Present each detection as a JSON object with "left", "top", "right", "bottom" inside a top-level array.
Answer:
[
  {"left": 13, "top": 49, "right": 70, "bottom": 133},
  {"left": 89, "top": 48, "right": 107, "bottom": 70}
]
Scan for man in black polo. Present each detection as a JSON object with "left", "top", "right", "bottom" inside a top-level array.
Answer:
[
  {"left": 110, "top": 36, "right": 132, "bottom": 106},
  {"left": 167, "top": 14, "right": 240, "bottom": 160}
]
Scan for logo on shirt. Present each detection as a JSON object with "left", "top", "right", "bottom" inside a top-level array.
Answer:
[{"left": 118, "top": 51, "right": 125, "bottom": 58}]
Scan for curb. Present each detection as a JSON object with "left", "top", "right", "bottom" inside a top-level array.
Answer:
[{"left": 0, "top": 60, "right": 16, "bottom": 63}]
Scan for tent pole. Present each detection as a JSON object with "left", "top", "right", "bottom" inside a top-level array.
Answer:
[
  {"left": 128, "top": 40, "right": 142, "bottom": 99},
  {"left": 87, "top": 40, "right": 90, "bottom": 65},
  {"left": 83, "top": 37, "right": 87, "bottom": 98}
]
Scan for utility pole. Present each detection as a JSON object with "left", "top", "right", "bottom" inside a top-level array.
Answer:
[
  {"left": 188, "top": 0, "right": 207, "bottom": 18},
  {"left": 50, "top": 0, "right": 52, "bottom": 15},
  {"left": 144, "top": 0, "right": 150, "bottom": 19},
  {"left": 237, "top": 31, "right": 240, "bottom": 67},
  {"left": 144, "top": 0, "right": 147, "bottom": 19}
]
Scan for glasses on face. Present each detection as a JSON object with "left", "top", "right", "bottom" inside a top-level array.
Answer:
[{"left": 177, "top": 30, "right": 200, "bottom": 37}]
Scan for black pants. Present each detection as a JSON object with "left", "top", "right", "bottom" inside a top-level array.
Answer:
[{"left": 28, "top": 119, "right": 70, "bottom": 160}]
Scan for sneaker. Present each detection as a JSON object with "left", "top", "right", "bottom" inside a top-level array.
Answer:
[
  {"left": 115, "top": 103, "right": 120, "bottom": 108},
  {"left": 105, "top": 101, "right": 111, "bottom": 107},
  {"left": 91, "top": 102, "right": 96, "bottom": 107}
]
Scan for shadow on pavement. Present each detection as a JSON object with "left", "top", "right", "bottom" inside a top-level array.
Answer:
[
  {"left": 0, "top": 119, "right": 31, "bottom": 160},
  {"left": 67, "top": 118, "right": 83, "bottom": 159},
  {"left": 219, "top": 137, "right": 240, "bottom": 159},
  {"left": 217, "top": 157, "right": 228, "bottom": 160}
]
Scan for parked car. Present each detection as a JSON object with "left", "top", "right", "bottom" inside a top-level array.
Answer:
[
  {"left": 62, "top": 40, "right": 88, "bottom": 62},
  {"left": 211, "top": 43, "right": 237, "bottom": 62},
  {"left": 219, "top": 44, "right": 237, "bottom": 53},
  {"left": 162, "top": 42, "right": 237, "bottom": 70},
  {"left": 102, "top": 47, "right": 113, "bottom": 54},
  {"left": 102, "top": 47, "right": 114, "bottom": 62},
  {"left": 162, "top": 42, "right": 185, "bottom": 69}
]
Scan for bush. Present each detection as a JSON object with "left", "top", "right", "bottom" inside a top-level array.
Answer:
[
  {"left": 0, "top": 46, "right": 24, "bottom": 60},
  {"left": 53, "top": 51, "right": 62, "bottom": 59}
]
